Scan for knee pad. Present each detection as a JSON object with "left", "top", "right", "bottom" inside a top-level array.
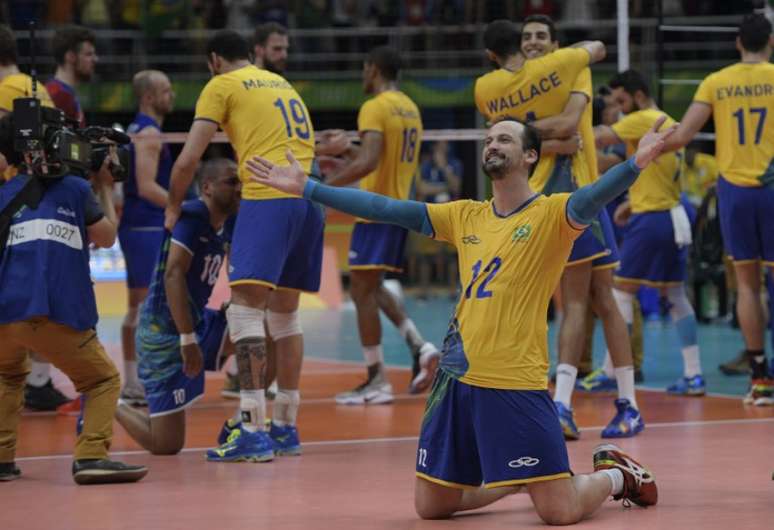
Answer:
[
  {"left": 226, "top": 304, "right": 265, "bottom": 343},
  {"left": 665, "top": 285, "right": 694, "bottom": 321},
  {"left": 123, "top": 306, "right": 139, "bottom": 328},
  {"left": 266, "top": 310, "right": 302, "bottom": 341},
  {"left": 612, "top": 288, "right": 635, "bottom": 323}
]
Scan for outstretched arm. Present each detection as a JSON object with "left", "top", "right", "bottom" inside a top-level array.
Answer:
[
  {"left": 246, "top": 151, "right": 434, "bottom": 236},
  {"left": 567, "top": 116, "right": 675, "bottom": 228},
  {"left": 661, "top": 102, "right": 712, "bottom": 152}
]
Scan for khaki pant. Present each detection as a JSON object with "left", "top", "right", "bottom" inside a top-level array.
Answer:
[{"left": 0, "top": 318, "right": 120, "bottom": 462}]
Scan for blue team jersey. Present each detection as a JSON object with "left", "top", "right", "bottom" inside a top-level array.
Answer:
[
  {"left": 140, "top": 199, "right": 233, "bottom": 333},
  {"left": 122, "top": 112, "right": 173, "bottom": 228},
  {"left": 0, "top": 176, "right": 98, "bottom": 330}
]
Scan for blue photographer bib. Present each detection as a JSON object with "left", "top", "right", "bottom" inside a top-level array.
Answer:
[{"left": 0, "top": 175, "right": 98, "bottom": 330}]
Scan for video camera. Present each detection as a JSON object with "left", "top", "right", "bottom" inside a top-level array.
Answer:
[{"left": 11, "top": 97, "right": 131, "bottom": 181}]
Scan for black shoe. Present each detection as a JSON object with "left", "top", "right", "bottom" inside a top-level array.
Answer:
[
  {"left": 0, "top": 462, "right": 21, "bottom": 482},
  {"left": 719, "top": 350, "right": 751, "bottom": 376},
  {"left": 72, "top": 459, "right": 148, "bottom": 485},
  {"left": 635, "top": 369, "right": 644, "bottom": 383},
  {"left": 24, "top": 380, "right": 71, "bottom": 411}
]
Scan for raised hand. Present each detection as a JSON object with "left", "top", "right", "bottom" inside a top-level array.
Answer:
[
  {"left": 246, "top": 149, "right": 308, "bottom": 196},
  {"left": 634, "top": 115, "right": 677, "bottom": 169}
]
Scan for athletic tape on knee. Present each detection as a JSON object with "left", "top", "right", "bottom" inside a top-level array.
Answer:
[
  {"left": 612, "top": 289, "right": 635, "bottom": 324},
  {"left": 266, "top": 310, "right": 302, "bottom": 340},
  {"left": 665, "top": 285, "right": 695, "bottom": 322},
  {"left": 226, "top": 304, "right": 266, "bottom": 343}
]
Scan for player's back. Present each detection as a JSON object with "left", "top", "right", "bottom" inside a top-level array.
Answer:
[
  {"left": 694, "top": 62, "right": 774, "bottom": 187},
  {"left": 194, "top": 65, "right": 315, "bottom": 200},
  {"left": 358, "top": 90, "right": 423, "bottom": 200},
  {"left": 474, "top": 48, "right": 590, "bottom": 192},
  {"left": 0, "top": 73, "right": 54, "bottom": 112}
]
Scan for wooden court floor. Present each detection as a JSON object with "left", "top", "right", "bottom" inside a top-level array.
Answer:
[{"left": 4, "top": 359, "right": 774, "bottom": 530}]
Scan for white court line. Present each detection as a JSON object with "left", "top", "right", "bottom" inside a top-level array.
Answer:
[{"left": 15, "top": 417, "right": 774, "bottom": 463}]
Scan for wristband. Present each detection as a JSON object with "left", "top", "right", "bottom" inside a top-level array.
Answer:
[{"left": 180, "top": 332, "right": 197, "bottom": 346}]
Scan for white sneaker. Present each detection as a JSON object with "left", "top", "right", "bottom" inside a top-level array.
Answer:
[
  {"left": 409, "top": 343, "right": 440, "bottom": 394},
  {"left": 335, "top": 375, "right": 393, "bottom": 405},
  {"left": 120, "top": 381, "right": 147, "bottom": 407}
]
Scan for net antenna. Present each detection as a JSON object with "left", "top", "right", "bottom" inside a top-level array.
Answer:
[{"left": 28, "top": 20, "right": 38, "bottom": 100}]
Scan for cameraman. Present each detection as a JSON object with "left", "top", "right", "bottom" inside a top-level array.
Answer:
[{"left": 0, "top": 115, "right": 147, "bottom": 485}]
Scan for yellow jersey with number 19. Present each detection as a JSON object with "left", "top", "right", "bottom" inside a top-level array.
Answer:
[
  {"left": 474, "top": 48, "right": 590, "bottom": 194},
  {"left": 693, "top": 62, "right": 774, "bottom": 187},
  {"left": 194, "top": 65, "right": 314, "bottom": 200},
  {"left": 357, "top": 90, "right": 423, "bottom": 200},
  {"left": 426, "top": 193, "right": 582, "bottom": 390}
]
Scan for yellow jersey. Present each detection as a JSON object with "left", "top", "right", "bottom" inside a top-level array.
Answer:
[
  {"left": 474, "top": 48, "right": 590, "bottom": 193},
  {"left": 611, "top": 109, "right": 681, "bottom": 213},
  {"left": 427, "top": 193, "right": 581, "bottom": 390},
  {"left": 357, "top": 90, "right": 423, "bottom": 201},
  {"left": 194, "top": 65, "right": 314, "bottom": 200},
  {"left": 574, "top": 68, "right": 598, "bottom": 187},
  {"left": 681, "top": 152, "right": 719, "bottom": 203},
  {"left": 0, "top": 73, "right": 54, "bottom": 180},
  {"left": 693, "top": 62, "right": 774, "bottom": 187}
]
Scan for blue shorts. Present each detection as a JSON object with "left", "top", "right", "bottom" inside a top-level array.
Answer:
[
  {"left": 567, "top": 209, "right": 620, "bottom": 270},
  {"left": 717, "top": 176, "right": 774, "bottom": 266},
  {"left": 615, "top": 210, "right": 687, "bottom": 287},
  {"left": 137, "top": 308, "right": 226, "bottom": 417},
  {"left": 118, "top": 226, "right": 165, "bottom": 289},
  {"left": 416, "top": 370, "right": 571, "bottom": 488},
  {"left": 229, "top": 198, "right": 324, "bottom": 292},
  {"left": 349, "top": 222, "right": 408, "bottom": 272}
]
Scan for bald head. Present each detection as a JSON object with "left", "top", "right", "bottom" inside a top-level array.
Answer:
[
  {"left": 482, "top": 118, "right": 541, "bottom": 180},
  {"left": 133, "top": 70, "right": 174, "bottom": 116}
]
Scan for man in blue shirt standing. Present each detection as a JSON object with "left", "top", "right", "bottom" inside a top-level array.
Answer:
[{"left": 0, "top": 120, "right": 148, "bottom": 484}]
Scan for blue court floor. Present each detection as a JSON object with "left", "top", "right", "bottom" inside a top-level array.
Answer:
[{"left": 96, "top": 294, "right": 768, "bottom": 398}]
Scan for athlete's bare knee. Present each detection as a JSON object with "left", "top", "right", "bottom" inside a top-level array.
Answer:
[
  {"left": 533, "top": 499, "right": 581, "bottom": 526},
  {"left": 414, "top": 497, "right": 455, "bottom": 520},
  {"left": 150, "top": 438, "right": 184, "bottom": 455}
]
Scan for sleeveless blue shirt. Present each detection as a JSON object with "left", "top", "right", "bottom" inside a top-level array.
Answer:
[
  {"left": 122, "top": 112, "right": 173, "bottom": 228},
  {"left": 0, "top": 176, "right": 99, "bottom": 330}
]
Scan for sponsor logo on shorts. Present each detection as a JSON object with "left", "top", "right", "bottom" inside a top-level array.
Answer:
[
  {"left": 508, "top": 456, "right": 540, "bottom": 468},
  {"left": 461, "top": 235, "right": 481, "bottom": 245},
  {"left": 512, "top": 224, "right": 532, "bottom": 243}
]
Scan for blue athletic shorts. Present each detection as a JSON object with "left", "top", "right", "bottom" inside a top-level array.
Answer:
[
  {"left": 137, "top": 308, "right": 226, "bottom": 417},
  {"left": 349, "top": 222, "right": 408, "bottom": 272},
  {"left": 229, "top": 198, "right": 324, "bottom": 292},
  {"left": 415, "top": 370, "right": 571, "bottom": 488},
  {"left": 567, "top": 209, "right": 619, "bottom": 269},
  {"left": 717, "top": 176, "right": 774, "bottom": 266},
  {"left": 615, "top": 210, "right": 687, "bottom": 287},
  {"left": 118, "top": 226, "right": 165, "bottom": 289}
]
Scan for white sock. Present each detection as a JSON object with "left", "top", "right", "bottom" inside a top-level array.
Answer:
[
  {"left": 600, "top": 468, "right": 624, "bottom": 496},
  {"left": 273, "top": 389, "right": 300, "bottom": 427},
  {"left": 26, "top": 361, "right": 51, "bottom": 387},
  {"left": 553, "top": 363, "right": 578, "bottom": 408},
  {"left": 363, "top": 344, "right": 384, "bottom": 366},
  {"left": 239, "top": 390, "right": 265, "bottom": 432},
  {"left": 124, "top": 360, "right": 139, "bottom": 386},
  {"left": 681, "top": 344, "right": 702, "bottom": 377},
  {"left": 224, "top": 355, "right": 238, "bottom": 376},
  {"left": 614, "top": 365, "right": 638, "bottom": 409},
  {"left": 602, "top": 352, "right": 615, "bottom": 378}
]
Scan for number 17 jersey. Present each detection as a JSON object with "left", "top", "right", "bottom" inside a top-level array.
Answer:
[
  {"left": 426, "top": 193, "right": 582, "bottom": 390},
  {"left": 358, "top": 90, "right": 423, "bottom": 200}
]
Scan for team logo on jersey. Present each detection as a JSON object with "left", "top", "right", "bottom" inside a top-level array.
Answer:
[
  {"left": 508, "top": 456, "right": 540, "bottom": 468},
  {"left": 461, "top": 235, "right": 481, "bottom": 245},
  {"left": 511, "top": 224, "right": 532, "bottom": 243}
]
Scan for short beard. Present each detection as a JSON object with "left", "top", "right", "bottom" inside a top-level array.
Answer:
[
  {"left": 482, "top": 159, "right": 508, "bottom": 180},
  {"left": 264, "top": 60, "right": 285, "bottom": 75}
]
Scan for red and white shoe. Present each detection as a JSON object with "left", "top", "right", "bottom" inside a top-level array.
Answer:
[{"left": 593, "top": 443, "right": 658, "bottom": 507}]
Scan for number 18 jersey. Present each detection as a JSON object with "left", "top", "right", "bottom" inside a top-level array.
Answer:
[
  {"left": 141, "top": 200, "right": 233, "bottom": 333},
  {"left": 194, "top": 65, "right": 315, "bottom": 200},
  {"left": 426, "top": 193, "right": 582, "bottom": 390},
  {"left": 358, "top": 90, "right": 423, "bottom": 200}
]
